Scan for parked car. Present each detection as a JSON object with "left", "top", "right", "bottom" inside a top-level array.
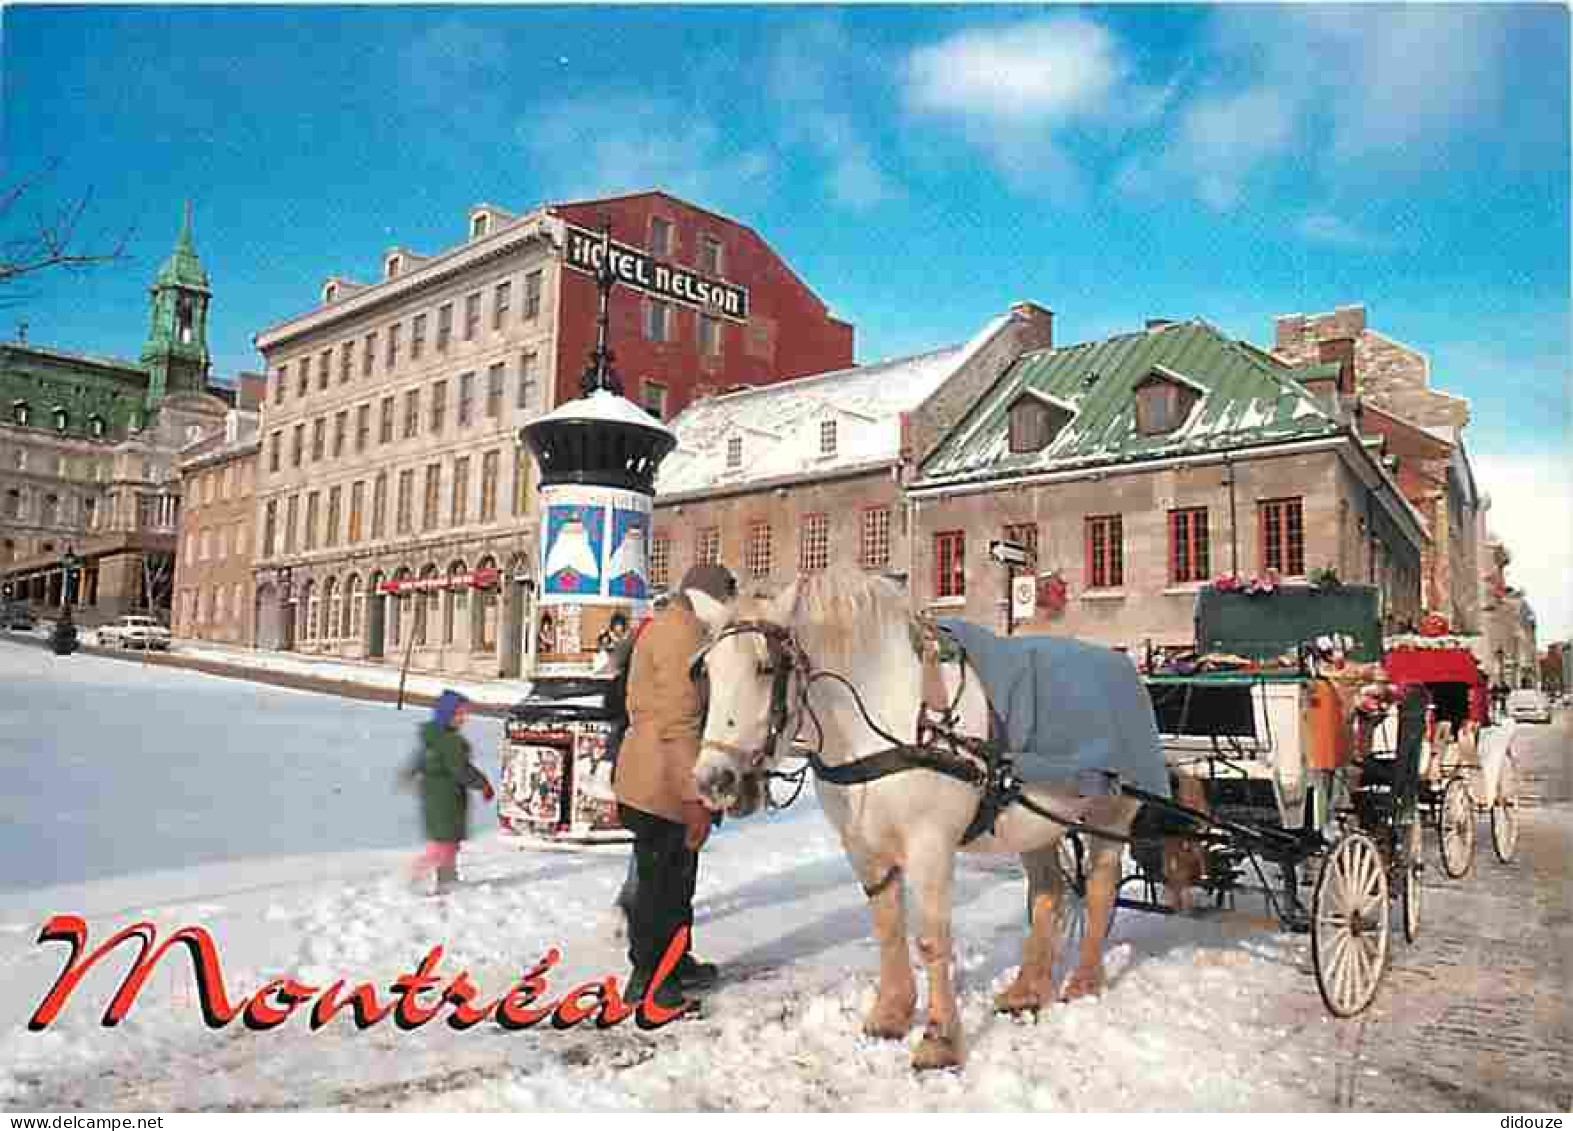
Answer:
[
  {"left": 1, "top": 604, "right": 37, "bottom": 631},
  {"left": 1507, "top": 688, "right": 1553, "bottom": 725},
  {"left": 96, "top": 614, "right": 172, "bottom": 651}
]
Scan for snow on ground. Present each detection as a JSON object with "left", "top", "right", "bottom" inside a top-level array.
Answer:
[
  {"left": 1, "top": 642, "right": 1330, "bottom": 1111},
  {"left": 163, "top": 637, "right": 533, "bottom": 709}
]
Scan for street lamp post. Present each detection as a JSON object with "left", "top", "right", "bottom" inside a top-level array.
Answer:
[{"left": 51, "top": 546, "right": 82, "bottom": 655}]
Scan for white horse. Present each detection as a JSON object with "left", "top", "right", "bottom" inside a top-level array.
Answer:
[{"left": 687, "top": 568, "right": 1149, "bottom": 1072}]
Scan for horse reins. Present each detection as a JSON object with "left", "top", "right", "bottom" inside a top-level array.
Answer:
[{"left": 699, "top": 619, "right": 1135, "bottom": 845}]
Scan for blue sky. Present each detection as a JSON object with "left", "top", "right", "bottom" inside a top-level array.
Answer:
[{"left": 4, "top": 4, "right": 1570, "bottom": 633}]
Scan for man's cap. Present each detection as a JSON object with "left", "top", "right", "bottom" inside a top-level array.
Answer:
[{"left": 680, "top": 563, "right": 737, "bottom": 602}]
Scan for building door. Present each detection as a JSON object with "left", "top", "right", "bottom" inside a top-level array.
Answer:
[
  {"left": 366, "top": 580, "right": 386, "bottom": 659},
  {"left": 255, "top": 584, "right": 284, "bottom": 650}
]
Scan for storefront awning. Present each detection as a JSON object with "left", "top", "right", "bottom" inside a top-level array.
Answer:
[{"left": 377, "top": 567, "right": 500, "bottom": 595}]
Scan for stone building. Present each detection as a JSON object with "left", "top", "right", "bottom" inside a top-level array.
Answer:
[
  {"left": 172, "top": 400, "right": 262, "bottom": 645},
  {"left": 1273, "top": 304, "right": 1483, "bottom": 633},
  {"left": 0, "top": 210, "right": 242, "bottom": 621},
  {"left": 652, "top": 304, "right": 1056, "bottom": 590},
  {"left": 1479, "top": 534, "right": 1539, "bottom": 688},
  {"left": 250, "top": 191, "right": 855, "bottom": 677},
  {"left": 908, "top": 318, "right": 1426, "bottom": 651}
]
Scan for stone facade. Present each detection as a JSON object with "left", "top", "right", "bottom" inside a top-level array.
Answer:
[
  {"left": 251, "top": 192, "right": 856, "bottom": 677},
  {"left": 909, "top": 444, "right": 1422, "bottom": 651},
  {"left": 1479, "top": 536, "right": 1538, "bottom": 688},
  {"left": 651, "top": 306, "right": 1056, "bottom": 595},
  {"left": 173, "top": 412, "right": 261, "bottom": 645},
  {"left": 1273, "top": 303, "right": 1482, "bottom": 632},
  {"left": 0, "top": 213, "right": 244, "bottom": 621}
]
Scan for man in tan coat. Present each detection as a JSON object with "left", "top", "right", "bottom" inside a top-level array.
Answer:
[{"left": 615, "top": 563, "right": 737, "bottom": 1010}]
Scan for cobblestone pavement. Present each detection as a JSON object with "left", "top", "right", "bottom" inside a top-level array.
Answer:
[{"left": 1271, "top": 713, "right": 1572, "bottom": 1111}]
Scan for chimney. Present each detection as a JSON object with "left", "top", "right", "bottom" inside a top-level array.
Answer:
[
  {"left": 1317, "top": 337, "right": 1357, "bottom": 394},
  {"left": 1009, "top": 301, "right": 1054, "bottom": 350},
  {"left": 1273, "top": 313, "right": 1307, "bottom": 352}
]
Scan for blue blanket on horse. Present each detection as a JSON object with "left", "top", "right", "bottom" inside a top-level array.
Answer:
[{"left": 938, "top": 620, "right": 1170, "bottom": 799}]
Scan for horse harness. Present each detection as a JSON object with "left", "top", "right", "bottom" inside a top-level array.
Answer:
[{"left": 695, "top": 619, "right": 1130, "bottom": 856}]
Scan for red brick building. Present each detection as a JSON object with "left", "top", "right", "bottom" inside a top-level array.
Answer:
[{"left": 553, "top": 193, "right": 854, "bottom": 420}]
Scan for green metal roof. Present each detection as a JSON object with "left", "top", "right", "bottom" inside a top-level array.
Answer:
[{"left": 917, "top": 320, "right": 1344, "bottom": 486}]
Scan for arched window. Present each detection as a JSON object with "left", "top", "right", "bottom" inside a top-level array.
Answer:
[
  {"left": 12, "top": 402, "right": 29, "bottom": 427},
  {"left": 53, "top": 407, "right": 69, "bottom": 433},
  {"left": 388, "top": 568, "right": 412, "bottom": 648},
  {"left": 89, "top": 415, "right": 106, "bottom": 438},
  {"left": 346, "top": 574, "right": 363, "bottom": 640},
  {"left": 325, "top": 577, "right": 341, "bottom": 644},
  {"left": 301, "top": 579, "right": 319, "bottom": 644},
  {"left": 446, "top": 561, "right": 468, "bottom": 648},
  {"left": 477, "top": 555, "right": 499, "bottom": 652},
  {"left": 416, "top": 565, "right": 439, "bottom": 646}
]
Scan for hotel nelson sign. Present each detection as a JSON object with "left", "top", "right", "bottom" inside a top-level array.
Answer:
[{"left": 563, "top": 226, "right": 749, "bottom": 323}]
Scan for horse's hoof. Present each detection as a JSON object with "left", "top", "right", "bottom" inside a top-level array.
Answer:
[
  {"left": 911, "top": 1029, "right": 963, "bottom": 1072},
  {"left": 992, "top": 986, "right": 1047, "bottom": 1016},
  {"left": 1060, "top": 970, "right": 1104, "bottom": 1001},
  {"left": 864, "top": 1015, "right": 913, "bottom": 1040}
]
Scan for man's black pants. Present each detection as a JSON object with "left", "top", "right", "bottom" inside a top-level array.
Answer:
[{"left": 618, "top": 803, "right": 698, "bottom": 974}]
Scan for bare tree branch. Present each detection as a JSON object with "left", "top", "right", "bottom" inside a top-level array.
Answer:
[{"left": 1, "top": 161, "right": 134, "bottom": 290}]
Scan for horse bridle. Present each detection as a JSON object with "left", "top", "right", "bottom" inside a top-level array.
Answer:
[{"left": 693, "top": 619, "right": 813, "bottom": 775}]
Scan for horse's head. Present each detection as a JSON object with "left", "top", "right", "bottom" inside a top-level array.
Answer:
[{"left": 688, "top": 586, "right": 806, "bottom": 813}]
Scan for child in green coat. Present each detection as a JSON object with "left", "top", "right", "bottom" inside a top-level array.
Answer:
[{"left": 407, "top": 690, "right": 493, "bottom": 893}]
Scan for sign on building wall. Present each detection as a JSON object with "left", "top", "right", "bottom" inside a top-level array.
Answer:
[
  {"left": 1012, "top": 575, "right": 1037, "bottom": 622},
  {"left": 563, "top": 225, "right": 750, "bottom": 322}
]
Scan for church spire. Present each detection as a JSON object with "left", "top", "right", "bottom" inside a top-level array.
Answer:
[{"left": 141, "top": 203, "right": 212, "bottom": 409}]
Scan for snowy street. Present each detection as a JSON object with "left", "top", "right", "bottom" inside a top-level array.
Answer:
[{"left": 2, "top": 641, "right": 1568, "bottom": 1111}]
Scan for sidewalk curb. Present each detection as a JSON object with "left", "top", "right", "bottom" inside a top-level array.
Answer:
[{"left": 1, "top": 633, "right": 520, "bottom": 717}]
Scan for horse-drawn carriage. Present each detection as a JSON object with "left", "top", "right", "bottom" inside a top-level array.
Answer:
[
  {"left": 686, "top": 570, "right": 1445, "bottom": 1071},
  {"left": 1381, "top": 636, "right": 1520, "bottom": 875},
  {"left": 1131, "top": 582, "right": 1427, "bottom": 1016}
]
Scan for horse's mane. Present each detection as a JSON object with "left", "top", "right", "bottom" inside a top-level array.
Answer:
[{"left": 776, "top": 566, "right": 912, "bottom": 668}]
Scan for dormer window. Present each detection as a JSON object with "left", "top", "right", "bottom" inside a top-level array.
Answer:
[
  {"left": 1133, "top": 369, "right": 1202, "bottom": 437},
  {"left": 471, "top": 213, "right": 490, "bottom": 240},
  {"left": 322, "top": 281, "right": 339, "bottom": 304},
  {"left": 385, "top": 254, "right": 402, "bottom": 279},
  {"left": 819, "top": 418, "right": 838, "bottom": 457},
  {"left": 1007, "top": 391, "right": 1074, "bottom": 454},
  {"left": 726, "top": 436, "right": 743, "bottom": 468}
]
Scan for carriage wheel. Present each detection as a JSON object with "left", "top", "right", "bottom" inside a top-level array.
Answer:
[
  {"left": 1312, "top": 833, "right": 1390, "bottom": 1017},
  {"left": 1491, "top": 759, "right": 1520, "bottom": 864},
  {"left": 1402, "top": 820, "right": 1422, "bottom": 944},
  {"left": 1438, "top": 776, "right": 1476, "bottom": 879}
]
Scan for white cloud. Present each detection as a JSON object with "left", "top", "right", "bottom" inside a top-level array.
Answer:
[
  {"left": 899, "top": 16, "right": 1168, "bottom": 197},
  {"left": 767, "top": 20, "right": 899, "bottom": 211},
  {"left": 902, "top": 17, "right": 1125, "bottom": 123},
  {"left": 520, "top": 95, "right": 773, "bottom": 207},
  {"left": 1472, "top": 451, "right": 1573, "bottom": 642},
  {"left": 1295, "top": 211, "right": 1393, "bottom": 250}
]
